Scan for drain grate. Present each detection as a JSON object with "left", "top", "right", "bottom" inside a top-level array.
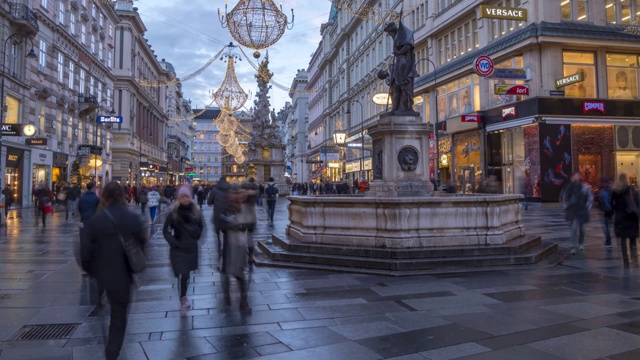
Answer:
[{"left": 10, "top": 324, "right": 79, "bottom": 341}]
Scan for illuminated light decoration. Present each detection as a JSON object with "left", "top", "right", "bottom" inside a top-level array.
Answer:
[
  {"left": 214, "top": 112, "right": 239, "bottom": 135},
  {"left": 168, "top": 99, "right": 216, "bottom": 121},
  {"left": 623, "top": 14, "right": 640, "bottom": 35},
  {"left": 136, "top": 46, "right": 226, "bottom": 88},
  {"left": 327, "top": 0, "right": 401, "bottom": 25},
  {"left": 211, "top": 43, "right": 249, "bottom": 112},
  {"left": 216, "top": 133, "right": 234, "bottom": 147},
  {"left": 218, "top": 0, "right": 294, "bottom": 51}
]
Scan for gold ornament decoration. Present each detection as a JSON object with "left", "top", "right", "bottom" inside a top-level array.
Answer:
[
  {"left": 211, "top": 44, "right": 249, "bottom": 112},
  {"left": 218, "top": 0, "right": 294, "bottom": 50}
]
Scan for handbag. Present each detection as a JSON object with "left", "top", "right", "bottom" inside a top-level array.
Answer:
[
  {"left": 57, "top": 192, "right": 67, "bottom": 201},
  {"left": 43, "top": 204, "right": 53, "bottom": 213},
  {"left": 104, "top": 208, "right": 146, "bottom": 273}
]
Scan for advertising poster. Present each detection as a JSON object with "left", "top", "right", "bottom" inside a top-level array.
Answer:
[{"left": 539, "top": 123, "right": 571, "bottom": 202}]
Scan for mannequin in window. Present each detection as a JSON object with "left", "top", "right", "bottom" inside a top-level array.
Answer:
[{"left": 613, "top": 71, "right": 633, "bottom": 99}]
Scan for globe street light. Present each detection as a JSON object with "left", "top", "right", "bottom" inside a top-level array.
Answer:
[{"left": 0, "top": 33, "right": 36, "bottom": 226}]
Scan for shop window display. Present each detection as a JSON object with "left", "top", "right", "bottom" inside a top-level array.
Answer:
[
  {"left": 606, "top": 54, "right": 639, "bottom": 99},
  {"left": 436, "top": 75, "right": 480, "bottom": 121},
  {"left": 562, "top": 52, "right": 596, "bottom": 98}
]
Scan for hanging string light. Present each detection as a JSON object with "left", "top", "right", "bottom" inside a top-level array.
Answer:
[
  {"left": 623, "top": 14, "right": 640, "bottom": 35},
  {"left": 211, "top": 43, "right": 249, "bottom": 112},
  {"left": 136, "top": 47, "right": 226, "bottom": 87},
  {"left": 218, "top": 0, "right": 294, "bottom": 52},
  {"left": 215, "top": 111, "right": 239, "bottom": 135}
]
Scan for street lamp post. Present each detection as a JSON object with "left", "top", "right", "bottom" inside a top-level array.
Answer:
[
  {"left": 348, "top": 100, "right": 366, "bottom": 182},
  {"left": 139, "top": 126, "right": 152, "bottom": 185},
  {"left": 94, "top": 100, "right": 115, "bottom": 184},
  {"left": 416, "top": 58, "right": 439, "bottom": 189},
  {"left": 0, "top": 33, "right": 36, "bottom": 226}
]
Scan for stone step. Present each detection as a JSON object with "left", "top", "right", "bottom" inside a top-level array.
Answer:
[
  {"left": 270, "top": 233, "right": 542, "bottom": 259},
  {"left": 257, "top": 239, "right": 558, "bottom": 272},
  {"left": 254, "top": 242, "right": 560, "bottom": 276}
]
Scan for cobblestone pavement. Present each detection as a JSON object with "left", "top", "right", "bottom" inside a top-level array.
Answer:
[{"left": 0, "top": 200, "right": 639, "bottom": 360}]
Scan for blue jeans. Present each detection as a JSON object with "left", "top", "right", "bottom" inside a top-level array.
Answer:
[
  {"left": 267, "top": 200, "right": 276, "bottom": 222},
  {"left": 570, "top": 219, "right": 586, "bottom": 248},
  {"left": 149, "top": 206, "right": 157, "bottom": 222},
  {"left": 257, "top": 195, "right": 263, "bottom": 207},
  {"left": 602, "top": 216, "right": 612, "bottom": 246}
]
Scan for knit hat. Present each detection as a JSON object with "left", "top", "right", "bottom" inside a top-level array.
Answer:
[{"left": 176, "top": 184, "right": 192, "bottom": 198}]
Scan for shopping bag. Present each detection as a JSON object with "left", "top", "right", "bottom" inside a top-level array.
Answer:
[{"left": 43, "top": 204, "right": 53, "bottom": 214}]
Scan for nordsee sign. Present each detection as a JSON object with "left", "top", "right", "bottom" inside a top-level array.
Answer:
[
  {"left": 480, "top": 5, "right": 527, "bottom": 21},
  {"left": 555, "top": 72, "right": 584, "bottom": 89},
  {"left": 96, "top": 115, "right": 123, "bottom": 123}
]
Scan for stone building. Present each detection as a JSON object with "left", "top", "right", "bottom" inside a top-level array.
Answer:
[
  {"left": 0, "top": 0, "right": 121, "bottom": 206},
  {"left": 284, "top": 69, "right": 309, "bottom": 183},
  {"left": 111, "top": 0, "right": 172, "bottom": 186},
  {"left": 410, "top": 0, "right": 640, "bottom": 201},
  {"left": 190, "top": 107, "right": 222, "bottom": 184}
]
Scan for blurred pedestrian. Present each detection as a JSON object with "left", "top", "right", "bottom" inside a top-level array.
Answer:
[
  {"left": 208, "top": 176, "right": 231, "bottom": 259},
  {"left": 257, "top": 182, "right": 264, "bottom": 206},
  {"left": 219, "top": 189, "right": 253, "bottom": 313},
  {"left": 138, "top": 186, "right": 149, "bottom": 214},
  {"left": 612, "top": 173, "right": 639, "bottom": 267},
  {"left": 196, "top": 186, "right": 205, "bottom": 210},
  {"left": 598, "top": 177, "right": 614, "bottom": 250},
  {"left": 163, "top": 185, "right": 203, "bottom": 315},
  {"left": 265, "top": 177, "right": 279, "bottom": 224},
  {"left": 2, "top": 185, "right": 14, "bottom": 219},
  {"left": 34, "top": 181, "right": 53, "bottom": 226},
  {"left": 80, "top": 182, "right": 147, "bottom": 360},
  {"left": 560, "top": 171, "right": 593, "bottom": 255},
  {"left": 147, "top": 186, "right": 161, "bottom": 222}
]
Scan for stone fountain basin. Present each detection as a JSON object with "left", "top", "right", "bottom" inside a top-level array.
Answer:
[{"left": 286, "top": 194, "right": 525, "bottom": 248}]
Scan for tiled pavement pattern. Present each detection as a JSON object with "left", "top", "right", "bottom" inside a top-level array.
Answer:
[{"left": 0, "top": 200, "right": 639, "bottom": 359}]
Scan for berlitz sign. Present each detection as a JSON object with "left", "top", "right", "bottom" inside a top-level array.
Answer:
[
  {"left": 583, "top": 101, "right": 605, "bottom": 114},
  {"left": 480, "top": 5, "right": 528, "bottom": 21},
  {"left": 502, "top": 106, "right": 517, "bottom": 119},
  {"left": 555, "top": 72, "right": 584, "bottom": 89}
]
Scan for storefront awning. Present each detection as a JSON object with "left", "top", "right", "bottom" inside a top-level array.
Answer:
[
  {"left": 541, "top": 116, "right": 640, "bottom": 126},
  {"left": 485, "top": 117, "right": 537, "bottom": 132}
]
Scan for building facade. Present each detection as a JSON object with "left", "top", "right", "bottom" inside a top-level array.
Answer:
[
  {"left": 412, "top": 0, "right": 640, "bottom": 201},
  {"left": 285, "top": 69, "right": 309, "bottom": 183},
  {"left": 191, "top": 107, "right": 222, "bottom": 184},
  {"left": 111, "top": 1, "right": 171, "bottom": 186}
]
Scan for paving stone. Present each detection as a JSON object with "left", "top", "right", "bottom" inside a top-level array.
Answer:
[
  {"left": 527, "top": 327, "right": 640, "bottom": 360},
  {"left": 257, "top": 341, "right": 383, "bottom": 360},
  {"left": 453, "top": 345, "right": 565, "bottom": 360},
  {"left": 268, "top": 326, "right": 348, "bottom": 350},
  {"left": 419, "top": 342, "right": 492, "bottom": 360},
  {"left": 141, "top": 337, "right": 217, "bottom": 359}
]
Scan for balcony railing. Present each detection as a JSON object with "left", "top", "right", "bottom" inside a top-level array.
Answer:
[
  {"left": 9, "top": 3, "right": 39, "bottom": 32},
  {"left": 78, "top": 94, "right": 98, "bottom": 105}
]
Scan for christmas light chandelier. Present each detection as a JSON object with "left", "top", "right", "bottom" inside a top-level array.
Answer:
[
  {"left": 218, "top": 0, "right": 294, "bottom": 52},
  {"left": 211, "top": 43, "right": 249, "bottom": 112}
]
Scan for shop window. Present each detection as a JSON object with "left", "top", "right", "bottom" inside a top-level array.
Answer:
[
  {"left": 436, "top": 75, "right": 481, "bottom": 121},
  {"left": 562, "top": 51, "right": 596, "bottom": 98},
  {"left": 606, "top": 53, "right": 639, "bottom": 99},
  {"left": 489, "top": 56, "right": 526, "bottom": 107},
  {"left": 5, "top": 96, "right": 19, "bottom": 124},
  {"left": 605, "top": 0, "right": 640, "bottom": 24},
  {"left": 489, "top": 0, "right": 526, "bottom": 41},
  {"left": 562, "top": 0, "right": 589, "bottom": 21}
]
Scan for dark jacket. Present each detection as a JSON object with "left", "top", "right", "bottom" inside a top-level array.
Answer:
[
  {"left": 34, "top": 187, "right": 53, "bottom": 209},
  {"left": 207, "top": 179, "right": 231, "bottom": 230},
  {"left": 78, "top": 191, "right": 100, "bottom": 222},
  {"left": 561, "top": 181, "right": 593, "bottom": 224},
  {"left": 163, "top": 202, "right": 204, "bottom": 276},
  {"left": 612, "top": 185, "right": 640, "bottom": 239},
  {"left": 81, "top": 203, "right": 147, "bottom": 290}
]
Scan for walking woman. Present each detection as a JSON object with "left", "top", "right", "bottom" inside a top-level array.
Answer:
[
  {"left": 34, "top": 181, "right": 53, "bottom": 226},
  {"left": 162, "top": 185, "right": 204, "bottom": 314},
  {"left": 80, "top": 182, "right": 147, "bottom": 360},
  {"left": 612, "top": 173, "right": 640, "bottom": 267}
]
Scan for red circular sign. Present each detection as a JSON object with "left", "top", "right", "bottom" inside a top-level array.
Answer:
[{"left": 474, "top": 56, "right": 494, "bottom": 77}]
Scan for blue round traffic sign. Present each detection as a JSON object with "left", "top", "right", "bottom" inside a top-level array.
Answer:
[{"left": 474, "top": 56, "right": 494, "bottom": 77}]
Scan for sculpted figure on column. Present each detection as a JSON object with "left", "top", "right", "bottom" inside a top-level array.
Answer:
[{"left": 378, "top": 18, "right": 418, "bottom": 115}]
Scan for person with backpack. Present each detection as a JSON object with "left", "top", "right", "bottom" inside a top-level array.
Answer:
[
  {"left": 257, "top": 182, "right": 264, "bottom": 206},
  {"left": 138, "top": 186, "right": 149, "bottom": 214},
  {"left": 560, "top": 171, "right": 593, "bottom": 255},
  {"left": 598, "top": 177, "right": 614, "bottom": 250},
  {"left": 265, "top": 177, "right": 279, "bottom": 224}
]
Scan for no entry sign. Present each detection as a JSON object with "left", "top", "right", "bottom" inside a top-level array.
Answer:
[{"left": 474, "top": 55, "right": 495, "bottom": 77}]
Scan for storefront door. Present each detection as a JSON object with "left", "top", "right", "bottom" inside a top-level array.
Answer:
[{"left": 501, "top": 128, "right": 525, "bottom": 195}]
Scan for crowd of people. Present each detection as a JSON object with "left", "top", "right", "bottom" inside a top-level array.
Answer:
[
  {"left": 74, "top": 176, "right": 263, "bottom": 360},
  {"left": 290, "top": 178, "right": 369, "bottom": 195},
  {"left": 561, "top": 171, "right": 640, "bottom": 267}
]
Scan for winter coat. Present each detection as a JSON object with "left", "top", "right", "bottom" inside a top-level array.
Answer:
[
  {"left": 219, "top": 205, "right": 254, "bottom": 278},
  {"left": 81, "top": 203, "right": 147, "bottom": 290},
  {"left": 612, "top": 185, "right": 640, "bottom": 239},
  {"left": 561, "top": 181, "right": 593, "bottom": 224},
  {"left": 34, "top": 187, "right": 53, "bottom": 209},
  {"left": 163, "top": 202, "right": 204, "bottom": 276},
  {"left": 78, "top": 191, "right": 100, "bottom": 222},
  {"left": 207, "top": 179, "right": 231, "bottom": 230},
  {"left": 139, "top": 188, "right": 149, "bottom": 204},
  {"left": 147, "top": 190, "right": 161, "bottom": 207}
]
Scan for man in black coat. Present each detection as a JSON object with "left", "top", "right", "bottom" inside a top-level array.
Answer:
[
  {"left": 81, "top": 182, "right": 147, "bottom": 360},
  {"left": 207, "top": 176, "right": 231, "bottom": 259}
]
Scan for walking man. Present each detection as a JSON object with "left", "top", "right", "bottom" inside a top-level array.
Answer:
[
  {"left": 598, "top": 177, "right": 614, "bottom": 250},
  {"left": 265, "top": 177, "right": 279, "bottom": 224},
  {"left": 561, "top": 171, "right": 593, "bottom": 255}
]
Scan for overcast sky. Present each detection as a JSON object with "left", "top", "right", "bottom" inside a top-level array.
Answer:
[{"left": 133, "top": 0, "right": 332, "bottom": 113}]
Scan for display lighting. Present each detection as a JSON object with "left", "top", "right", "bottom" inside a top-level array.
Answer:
[
  {"left": 623, "top": 14, "right": 640, "bottom": 35},
  {"left": 216, "top": 133, "right": 234, "bottom": 147},
  {"left": 214, "top": 111, "right": 239, "bottom": 135},
  {"left": 218, "top": 0, "right": 294, "bottom": 51}
]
